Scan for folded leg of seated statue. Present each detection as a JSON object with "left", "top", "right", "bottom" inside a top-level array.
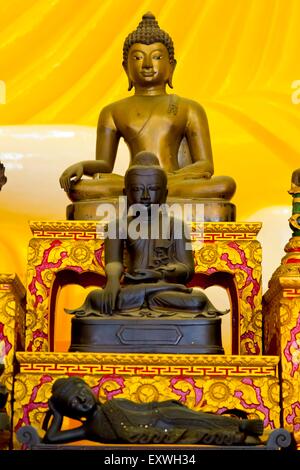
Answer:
[{"left": 148, "top": 289, "right": 229, "bottom": 317}]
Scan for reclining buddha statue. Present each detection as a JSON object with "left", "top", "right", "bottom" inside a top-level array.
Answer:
[
  {"left": 59, "top": 12, "right": 236, "bottom": 221},
  {"left": 40, "top": 376, "right": 264, "bottom": 446}
]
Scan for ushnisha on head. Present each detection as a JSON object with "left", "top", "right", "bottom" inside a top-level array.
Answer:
[
  {"left": 51, "top": 377, "right": 97, "bottom": 419},
  {"left": 124, "top": 152, "right": 168, "bottom": 208},
  {"left": 122, "top": 12, "right": 176, "bottom": 91},
  {"left": 123, "top": 12, "right": 175, "bottom": 66}
]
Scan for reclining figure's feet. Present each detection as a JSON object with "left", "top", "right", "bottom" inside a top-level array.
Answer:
[{"left": 239, "top": 419, "right": 264, "bottom": 444}]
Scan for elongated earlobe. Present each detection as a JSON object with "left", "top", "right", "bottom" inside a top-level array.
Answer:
[
  {"left": 167, "top": 77, "right": 173, "bottom": 89},
  {"left": 127, "top": 78, "right": 133, "bottom": 91},
  {"left": 123, "top": 61, "right": 133, "bottom": 91},
  {"left": 167, "top": 60, "right": 177, "bottom": 89}
]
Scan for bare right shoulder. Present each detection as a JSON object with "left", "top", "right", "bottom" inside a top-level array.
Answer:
[{"left": 97, "top": 97, "right": 134, "bottom": 130}]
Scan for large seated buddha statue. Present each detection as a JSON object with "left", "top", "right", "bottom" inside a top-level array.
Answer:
[{"left": 60, "top": 12, "right": 236, "bottom": 221}]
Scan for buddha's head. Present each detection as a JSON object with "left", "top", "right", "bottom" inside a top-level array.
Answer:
[
  {"left": 124, "top": 151, "right": 168, "bottom": 208},
  {"left": 123, "top": 12, "right": 176, "bottom": 91},
  {"left": 50, "top": 377, "right": 97, "bottom": 419}
]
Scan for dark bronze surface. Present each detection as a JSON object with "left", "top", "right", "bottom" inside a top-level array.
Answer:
[
  {"left": 16, "top": 425, "right": 295, "bottom": 450},
  {"left": 66, "top": 198, "right": 236, "bottom": 221},
  {"left": 66, "top": 153, "right": 228, "bottom": 353},
  {"left": 69, "top": 317, "right": 224, "bottom": 354}
]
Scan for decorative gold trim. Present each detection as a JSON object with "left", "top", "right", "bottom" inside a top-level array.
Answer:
[
  {"left": 283, "top": 288, "right": 300, "bottom": 298},
  {"left": 284, "top": 237, "right": 300, "bottom": 250},
  {"left": 16, "top": 351, "right": 279, "bottom": 367},
  {"left": 29, "top": 221, "right": 262, "bottom": 236},
  {"left": 29, "top": 221, "right": 100, "bottom": 233},
  {"left": 18, "top": 363, "right": 277, "bottom": 377},
  {"left": 193, "top": 222, "right": 262, "bottom": 234},
  {"left": 279, "top": 277, "right": 300, "bottom": 288}
]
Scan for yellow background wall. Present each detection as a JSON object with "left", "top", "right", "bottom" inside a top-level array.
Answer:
[{"left": 0, "top": 0, "right": 299, "bottom": 351}]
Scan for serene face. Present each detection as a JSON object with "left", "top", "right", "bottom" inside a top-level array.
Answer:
[
  {"left": 126, "top": 42, "right": 173, "bottom": 88},
  {"left": 67, "top": 383, "right": 97, "bottom": 416},
  {"left": 125, "top": 171, "right": 167, "bottom": 208}
]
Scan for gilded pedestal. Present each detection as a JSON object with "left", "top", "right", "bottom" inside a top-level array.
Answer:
[
  {"left": 0, "top": 274, "right": 26, "bottom": 422},
  {"left": 263, "top": 237, "right": 300, "bottom": 439},
  {"left": 263, "top": 173, "right": 300, "bottom": 441},
  {"left": 25, "top": 221, "right": 262, "bottom": 355},
  {"left": 10, "top": 219, "right": 274, "bottom": 448}
]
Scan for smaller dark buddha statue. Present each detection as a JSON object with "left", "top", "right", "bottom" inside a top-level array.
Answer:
[
  {"left": 66, "top": 152, "right": 228, "bottom": 354},
  {"left": 42, "top": 376, "right": 264, "bottom": 446},
  {"left": 67, "top": 151, "right": 227, "bottom": 318}
]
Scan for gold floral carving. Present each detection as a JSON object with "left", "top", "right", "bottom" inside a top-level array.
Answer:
[
  {"left": 0, "top": 274, "right": 26, "bottom": 419},
  {"left": 194, "top": 238, "right": 262, "bottom": 354},
  {"left": 25, "top": 234, "right": 105, "bottom": 350},
  {"left": 263, "top": 233, "right": 300, "bottom": 437},
  {"left": 24, "top": 221, "right": 263, "bottom": 354}
]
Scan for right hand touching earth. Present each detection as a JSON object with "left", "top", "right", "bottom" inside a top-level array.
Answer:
[{"left": 99, "top": 280, "right": 120, "bottom": 315}]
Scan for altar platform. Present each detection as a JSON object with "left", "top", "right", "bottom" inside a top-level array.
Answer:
[
  {"left": 25, "top": 220, "right": 263, "bottom": 354},
  {"left": 13, "top": 352, "right": 280, "bottom": 448},
  {"left": 0, "top": 220, "right": 288, "bottom": 449}
]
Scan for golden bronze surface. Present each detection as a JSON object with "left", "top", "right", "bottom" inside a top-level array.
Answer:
[{"left": 59, "top": 13, "right": 236, "bottom": 209}]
